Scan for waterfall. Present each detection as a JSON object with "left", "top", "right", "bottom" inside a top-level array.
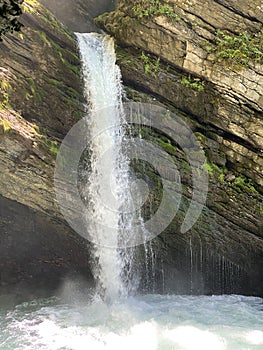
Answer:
[{"left": 75, "top": 33, "right": 137, "bottom": 300}]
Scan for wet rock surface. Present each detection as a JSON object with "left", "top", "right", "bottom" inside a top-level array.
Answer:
[
  {"left": 0, "top": 0, "right": 95, "bottom": 294},
  {"left": 96, "top": 0, "right": 263, "bottom": 188},
  {"left": 97, "top": 0, "right": 263, "bottom": 296}
]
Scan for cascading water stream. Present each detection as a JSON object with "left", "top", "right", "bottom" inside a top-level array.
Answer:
[{"left": 75, "top": 33, "right": 137, "bottom": 300}]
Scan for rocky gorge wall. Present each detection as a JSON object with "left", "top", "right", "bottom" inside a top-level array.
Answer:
[
  {"left": 97, "top": 0, "right": 263, "bottom": 190},
  {"left": 0, "top": 0, "right": 262, "bottom": 297},
  {"left": 96, "top": 0, "right": 263, "bottom": 295},
  {"left": 0, "top": 0, "right": 100, "bottom": 297}
]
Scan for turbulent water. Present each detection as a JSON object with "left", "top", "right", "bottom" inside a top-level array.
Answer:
[{"left": 0, "top": 294, "right": 263, "bottom": 349}]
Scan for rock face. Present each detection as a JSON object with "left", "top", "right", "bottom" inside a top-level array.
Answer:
[
  {"left": 1, "top": 2, "right": 84, "bottom": 138},
  {"left": 97, "top": 0, "right": 263, "bottom": 189},
  {"left": 96, "top": 0, "right": 263, "bottom": 295},
  {"left": 0, "top": 0, "right": 94, "bottom": 295},
  {"left": 40, "top": 0, "right": 119, "bottom": 32}
]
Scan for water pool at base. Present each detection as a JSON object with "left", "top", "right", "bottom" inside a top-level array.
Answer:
[{"left": 0, "top": 294, "right": 262, "bottom": 349}]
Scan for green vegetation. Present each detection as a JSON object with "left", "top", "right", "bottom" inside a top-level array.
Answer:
[
  {"left": 22, "top": 0, "right": 37, "bottom": 13},
  {"left": 140, "top": 51, "right": 160, "bottom": 76},
  {"left": 26, "top": 77, "right": 36, "bottom": 95},
  {"left": 0, "top": 0, "right": 24, "bottom": 40},
  {"left": 138, "top": 124, "right": 178, "bottom": 156},
  {"left": 25, "top": 77, "right": 42, "bottom": 102},
  {"left": 231, "top": 175, "right": 257, "bottom": 194},
  {"left": 50, "top": 40, "right": 79, "bottom": 75},
  {"left": 203, "top": 160, "right": 259, "bottom": 196},
  {"left": 132, "top": 0, "right": 180, "bottom": 21},
  {"left": 34, "top": 30, "right": 51, "bottom": 47},
  {"left": 23, "top": 0, "right": 72, "bottom": 41},
  {"left": 0, "top": 75, "right": 12, "bottom": 109},
  {"left": 38, "top": 134, "right": 59, "bottom": 156},
  {"left": 157, "top": 138, "right": 177, "bottom": 156},
  {"left": 35, "top": 27, "right": 79, "bottom": 77},
  {"left": 181, "top": 75, "right": 205, "bottom": 93},
  {"left": 207, "top": 29, "right": 263, "bottom": 67},
  {"left": 31, "top": 124, "right": 59, "bottom": 157},
  {"left": 203, "top": 161, "right": 225, "bottom": 178},
  {"left": 0, "top": 119, "right": 12, "bottom": 133},
  {"left": 48, "top": 140, "right": 59, "bottom": 156}
]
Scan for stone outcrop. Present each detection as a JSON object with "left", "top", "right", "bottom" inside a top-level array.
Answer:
[
  {"left": 96, "top": 0, "right": 263, "bottom": 295},
  {"left": 96, "top": 0, "right": 263, "bottom": 189},
  {"left": 0, "top": 0, "right": 94, "bottom": 295}
]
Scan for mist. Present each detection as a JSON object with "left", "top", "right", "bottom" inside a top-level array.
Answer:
[{"left": 40, "top": 0, "right": 119, "bottom": 32}]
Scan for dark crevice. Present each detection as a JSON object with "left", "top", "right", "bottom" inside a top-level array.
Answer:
[
  {"left": 178, "top": 9, "right": 216, "bottom": 31},
  {"left": 207, "top": 124, "right": 260, "bottom": 153}
]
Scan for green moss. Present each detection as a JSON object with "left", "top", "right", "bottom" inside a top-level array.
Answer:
[
  {"left": 49, "top": 140, "right": 59, "bottom": 156},
  {"left": 0, "top": 78, "right": 12, "bottom": 108},
  {"left": 1, "top": 79, "right": 11, "bottom": 91},
  {"left": 258, "top": 202, "right": 263, "bottom": 217},
  {"left": 24, "top": 0, "right": 73, "bottom": 42},
  {"left": 181, "top": 75, "right": 205, "bottom": 93},
  {"left": 32, "top": 123, "right": 40, "bottom": 134},
  {"left": 203, "top": 162, "right": 213, "bottom": 176},
  {"left": 22, "top": 0, "right": 38, "bottom": 13},
  {"left": 207, "top": 29, "right": 263, "bottom": 67},
  {"left": 0, "top": 119, "right": 12, "bottom": 133},
  {"left": 26, "top": 78, "right": 36, "bottom": 94},
  {"left": 31, "top": 123, "right": 59, "bottom": 157},
  {"left": 34, "top": 30, "right": 51, "bottom": 47},
  {"left": 140, "top": 51, "right": 160, "bottom": 76},
  {"left": 218, "top": 172, "right": 225, "bottom": 184},
  {"left": 231, "top": 176, "right": 258, "bottom": 194},
  {"left": 116, "top": 47, "right": 141, "bottom": 71},
  {"left": 25, "top": 78, "right": 42, "bottom": 103},
  {"left": 203, "top": 161, "right": 226, "bottom": 182},
  {"left": 203, "top": 161, "right": 222, "bottom": 177},
  {"left": 136, "top": 124, "right": 178, "bottom": 158},
  {"left": 204, "top": 160, "right": 259, "bottom": 196},
  {"left": 38, "top": 135, "right": 60, "bottom": 157},
  {"left": 50, "top": 40, "right": 79, "bottom": 75},
  {"left": 131, "top": 0, "right": 180, "bottom": 21},
  {"left": 194, "top": 132, "right": 207, "bottom": 147},
  {"left": 157, "top": 138, "right": 177, "bottom": 156},
  {"left": 47, "top": 78, "right": 64, "bottom": 87},
  {"left": 35, "top": 29, "right": 80, "bottom": 77}
]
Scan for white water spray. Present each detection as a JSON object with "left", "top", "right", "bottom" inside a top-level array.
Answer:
[{"left": 76, "top": 33, "right": 133, "bottom": 299}]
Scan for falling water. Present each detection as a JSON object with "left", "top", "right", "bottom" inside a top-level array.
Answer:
[{"left": 75, "top": 33, "right": 134, "bottom": 299}]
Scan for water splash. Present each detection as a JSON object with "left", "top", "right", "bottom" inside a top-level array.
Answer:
[
  {"left": 1, "top": 294, "right": 262, "bottom": 349},
  {"left": 76, "top": 33, "right": 132, "bottom": 299}
]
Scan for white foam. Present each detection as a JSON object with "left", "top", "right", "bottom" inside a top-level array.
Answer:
[
  {"left": 245, "top": 330, "right": 263, "bottom": 345},
  {"left": 164, "top": 326, "right": 226, "bottom": 350},
  {"left": 1, "top": 295, "right": 263, "bottom": 349}
]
